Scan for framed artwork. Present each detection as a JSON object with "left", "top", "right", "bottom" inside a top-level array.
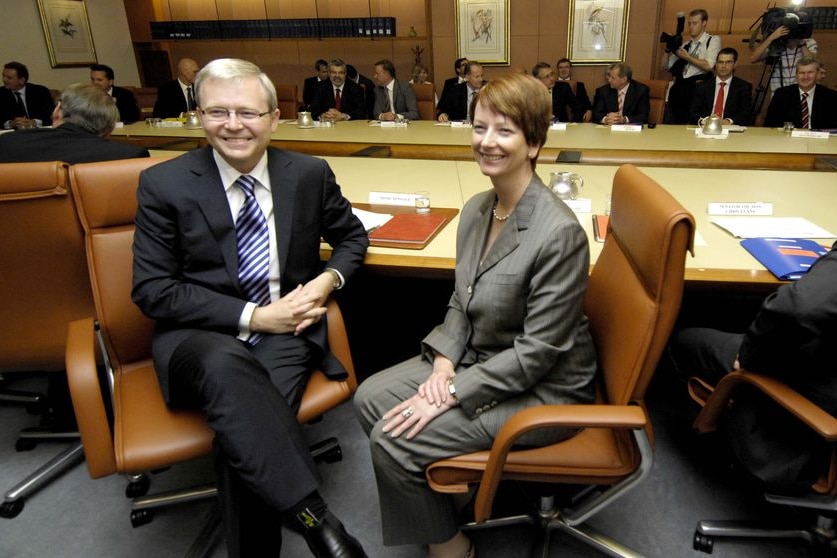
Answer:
[
  {"left": 568, "top": 0, "right": 630, "bottom": 64},
  {"left": 37, "top": 0, "right": 97, "bottom": 68},
  {"left": 455, "top": 0, "right": 509, "bottom": 66}
]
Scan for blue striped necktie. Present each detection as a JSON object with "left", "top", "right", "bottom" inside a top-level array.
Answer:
[{"left": 235, "top": 175, "right": 270, "bottom": 345}]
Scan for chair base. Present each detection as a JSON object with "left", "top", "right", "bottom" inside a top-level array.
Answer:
[{"left": 694, "top": 517, "right": 837, "bottom": 554}]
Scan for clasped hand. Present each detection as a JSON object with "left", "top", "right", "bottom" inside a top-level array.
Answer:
[
  {"left": 382, "top": 357, "right": 457, "bottom": 440},
  {"left": 249, "top": 273, "right": 332, "bottom": 336}
]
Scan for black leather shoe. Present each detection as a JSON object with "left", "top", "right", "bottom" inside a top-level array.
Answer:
[{"left": 299, "top": 508, "right": 367, "bottom": 558}]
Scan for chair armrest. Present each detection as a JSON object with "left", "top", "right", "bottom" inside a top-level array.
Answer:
[
  {"left": 694, "top": 370, "right": 837, "bottom": 441},
  {"left": 325, "top": 299, "right": 356, "bottom": 392},
  {"left": 474, "top": 404, "right": 647, "bottom": 523},
  {"left": 65, "top": 318, "right": 117, "bottom": 478}
]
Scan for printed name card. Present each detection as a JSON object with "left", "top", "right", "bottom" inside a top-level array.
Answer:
[
  {"left": 450, "top": 121, "right": 472, "bottom": 128},
  {"left": 610, "top": 124, "right": 642, "bottom": 132},
  {"left": 707, "top": 202, "right": 774, "bottom": 216},
  {"left": 368, "top": 191, "right": 417, "bottom": 206},
  {"left": 564, "top": 198, "right": 592, "bottom": 213},
  {"left": 379, "top": 121, "right": 408, "bottom": 128},
  {"left": 549, "top": 122, "right": 568, "bottom": 131},
  {"left": 791, "top": 130, "right": 830, "bottom": 139}
]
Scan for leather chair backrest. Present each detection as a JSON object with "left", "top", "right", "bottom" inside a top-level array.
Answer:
[
  {"left": 0, "top": 161, "right": 95, "bottom": 371},
  {"left": 644, "top": 79, "right": 669, "bottom": 125},
  {"left": 275, "top": 83, "right": 299, "bottom": 119},
  {"left": 584, "top": 164, "right": 694, "bottom": 407},
  {"left": 412, "top": 82, "right": 436, "bottom": 120},
  {"left": 70, "top": 158, "right": 163, "bottom": 368},
  {"left": 132, "top": 87, "right": 158, "bottom": 120}
]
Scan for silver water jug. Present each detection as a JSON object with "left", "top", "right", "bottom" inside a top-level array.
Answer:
[{"left": 549, "top": 171, "right": 584, "bottom": 201}]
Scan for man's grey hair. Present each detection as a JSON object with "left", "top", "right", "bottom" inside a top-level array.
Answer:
[
  {"left": 797, "top": 56, "right": 822, "bottom": 72},
  {"left": 608, "top": 62, "right": 633, "bottom": 80},
  {"left": 194, "top": 58, "right": 277, "bottom": 111},
  {"left": 58, "top": 83, "right": 119, "bottom": 136}
]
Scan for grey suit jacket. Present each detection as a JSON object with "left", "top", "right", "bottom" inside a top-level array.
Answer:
[
  {"left": 422, "top": 176, "right": 597, "bottom": 422},
  {"left": 373, "top": 79, "right": 419, "bottom": 120},
  {"left": 132, "top": 146, "right": 369, "bottom": 401}
]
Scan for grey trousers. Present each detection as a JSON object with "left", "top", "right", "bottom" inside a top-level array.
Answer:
[{"left": 354, "top": 355, "right": 573, "bottom": 546}]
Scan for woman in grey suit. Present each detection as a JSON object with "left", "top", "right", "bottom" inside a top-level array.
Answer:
[{"left": 355, "top": 73, "right": 597, "bottom": 557}]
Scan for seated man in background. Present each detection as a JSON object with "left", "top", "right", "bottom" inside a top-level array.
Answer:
[
  {"left": 438, "top": 57, "right": 468, "bottom": 105},
  {"left": 667, "top": 241, "right": 837, "bottom": 488},
  {"left": 436, "top": 61, "right": 484, "bottom": 122},
  {"left": 689, "top": 47, "right": 752, "bottom": 126},
  {"left": 0, "top": 83, "right": 149, "bottom": 163},
  {"left": 592, "top": 62, "right": 650, "bottom": 125},
  {"left": 90, "top": 63, "right": 140, "bottom": 123},
  {"left": 1, "top": 61, "right": 55, "bottom": 128},
  {"left": 302, "top": 59, "right": 329, "bottom": 110},
  {"left": 532, "top": 61, "right": 581, "bottom": 122},
  {"left": 556, "top": 57, "right": 592, "bottom": 122},
  {"left": 372, "top": 59, "right": 419, "bottom": 121},
  {"left": 346, "top": 64, "right": 375, "bottom": 120},
  {"left": 153, "top": 57, "right": 200, "bottom": 118},
  {"left": 764, "top": 57, "right": 837, "bottom": 130},
  {"left": 310, "top": 58, "right": 367, "bottom": 122}
]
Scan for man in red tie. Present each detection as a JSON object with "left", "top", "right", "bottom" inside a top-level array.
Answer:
[
  {"left": 764, "top": 57, "right": 837, "bottom": 130},
  {"left": 309, "top": 58, "right": 367, "bottom": 122},
  {"left": 689, "top": 47, "right": 753, "bottom": 126}
]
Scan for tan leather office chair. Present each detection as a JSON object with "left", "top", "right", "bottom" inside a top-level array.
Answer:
[
  {"left": 412, "top": 82, "right": 437, "bottom": 120},
  {"left": 0, "top": 161, "right": 96, "bottom": 518},
  {"left": 690, "top": 370, "right": 837, "bottom": 554},
  {"left": 275, "top": 84, "right": 300, "bottom": 119},
  {"left": 132, "top": 87, "right": 159, "bottom": 120},
  {"left": 426, "top": 164, "right": 695, "bottom": 557},
  {"left": 65, "top": 158, "right": 357, "bottom": 533},
  {"left": 645, "top": 79, "right": 669, "bottom": 125}
]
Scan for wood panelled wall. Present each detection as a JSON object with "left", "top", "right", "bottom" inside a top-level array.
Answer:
[{"left": 124, "top": 0, "right": 835, "bottom": 102}]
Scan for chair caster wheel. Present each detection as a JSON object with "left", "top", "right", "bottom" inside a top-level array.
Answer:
[
  {"left": 126, "top": 476, "right": 150, "bottom": 498},
  {"left": 0, "top": 500, "right": 24, "bottom": 519},
  {"left": 322, "top": 446, "right": 342, "bottom": 464},
  {"left": 130, "top": 508, "right": 153, "bottom": 527},
  {"left": 15, "top": 438, "right": 37, "bottom": 452},
  {"left": 693, "top": 531, "right": 714, "bottom": 553}
]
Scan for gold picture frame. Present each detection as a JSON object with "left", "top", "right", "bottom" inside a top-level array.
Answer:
[
  {"left": 568, "top": 0, "right": 630, "bottom": 65},
  {"left": 37, "top": 0, "right": 97, "bottom": 68},
  {"left": 455, "top": 0, "right": 510, "bottom": 66}
]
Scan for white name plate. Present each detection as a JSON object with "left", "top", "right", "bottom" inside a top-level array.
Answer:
[
  {"left": 610, "top": 124, "right": 642, "bottom": 132},
  {"left": 564, "top": 198, "right": 592, "bottom": 213},
  {"left": 707, "top": 202, "right": 774, "bottom": 216},
  {"left": 368, "top": 191, "right": 417, "bottom": 206},
  {"left": 549, "top": 122, "right": 568, "bottom": 131},
  {"left": 450, "top": 121, "right": 472, "bottom": 128},
  {"left": 379, "top": 121, "right": 408, "bottom": 128},
  {"left": 791, "top": 129, "right": 830, "bottom": 139}
]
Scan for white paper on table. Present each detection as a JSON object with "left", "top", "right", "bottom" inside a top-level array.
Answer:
[
  {"left": 711, "top": 217, "right": 836, "bottom": 239},
  {"left": 351, "top": 207, "right": 393, "bottom": 232}
]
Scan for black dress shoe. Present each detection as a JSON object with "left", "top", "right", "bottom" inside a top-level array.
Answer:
[{"left": 299, "top": 508, "right": 368, "bottom": 558}]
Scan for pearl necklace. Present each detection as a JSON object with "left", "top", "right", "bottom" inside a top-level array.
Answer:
[{"left": 492, "top": 198, "right": 511, "bottom": 221}]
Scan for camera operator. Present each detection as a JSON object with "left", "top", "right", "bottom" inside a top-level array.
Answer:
[
  {"left": 664, "top": 9, "right": 721, "bottom": 124},
  {"left": 750, "top": 25, "right": 817, "bottom": 92}
]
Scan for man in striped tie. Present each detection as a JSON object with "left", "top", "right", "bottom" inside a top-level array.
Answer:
[
  {"left": 764, "top": 57, "right": 837, "bottom": 130},
  {"left": 133, "top": 58, "right": 369, "bottom": 558}
]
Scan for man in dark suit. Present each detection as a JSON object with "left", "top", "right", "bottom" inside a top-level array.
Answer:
[
  {"left": 152, "top": 57, "right": 200, "bottom": 118},
  {"left": 372, "top": 59, "right": 418, "bottom": 121},
  {"left": 556, "top": 58, "right": 592, "bottom": 122},
  {"left": 310, "top": 59, "right": 367, "bottom": 122},
  {"left": 668, "top": 241, "right": 837, "bottom": 487},
  {"left": 0, "top": 83, "right": 148, "bottom": 163},
  {"left": 301, "top": 59, "right": 329, "bottom": 111},
  {"left": 532, "top": 61, "right": 581, "bottom": 122},
  {"left": 689, "top": 47, "right": 753, "bottom": 125},
  {"left": 438, "top": 57, "right": 468, "bottom": 106},
  {"left": 1, "top": 61, "right": 55, "bottom": 128},
  {"left": 436, "top": 61, "right": 484, "bottom": 122},
  {"left": 592, "top": 62, "right": 650, "bottom": 125},
  {"left": 90, "top": 64, "right": 140, "bottom": 123},
  {"left": 131, "top": 59, "right": 368, "bottom": 558},
  {"left": 346, "top": 64, "right": 375, "bottom": 120},
  {"left": 765, "top": 57, "right": 837, "bottom": 129}
]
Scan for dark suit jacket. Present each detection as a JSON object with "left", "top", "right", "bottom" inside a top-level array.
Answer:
[
  {"left": 301, "top": 76, "right": 323, "bottom": 109},
  {"left": 153, "top": 80, "right": 191, "bottom": 118},
  {"left": 592, "top": 81, "right": 651, "bottom": 125},
  {"left": 373, "top": 79, "right": 419, "bottom": 120},
  {"left": 439, "top": 76, "right": 461, "bottom": 106},
  {"left": 437, "top": 82, "right": 472, "bottom": 121},
  {"left": 574, "top": 81, "right": 592, "bottom": 113},
  {"left": 310, "top": 79, "right": 367, "bottom": 121},
  {"left": 764, "top": 84, "right": 837, "bottom": 129},
  {"left": 111, "top": 85, "right": 140, "bottom": 123},
  {"left": 0, "top": 123, "right": 149, "bottom": 163},
  {"left": 551, "top": 81, "right": 582, "bottom": 123},
  {"left": 131, "top": 146, "right": 369, "bottom": 402},
  {"left": 0, "top": 83, "right": 55, "bottom": 127},
  {"left": 689, "top": 76, "right": 753, "bottom": 125}
]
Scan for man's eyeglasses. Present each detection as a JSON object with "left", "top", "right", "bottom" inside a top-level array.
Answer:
[{"left": 199, "top": 108, "right": 272, "bottom": 122}]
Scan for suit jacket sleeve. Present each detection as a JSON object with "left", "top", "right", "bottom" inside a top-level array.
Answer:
[
  {"left": 153, "top": 81, "right": 187, "bottom": 118},
  {"left": 764, "top": 87, "right": 792, "bottom": 128},
  {"left": 591, "top": 86, "right": 609, "bottom": 124},
  {"left": 342, "top": 83, "right": 367, "bottom": 121},
  {"left": 396, "top": 81, "right": 419, "bottom": 120},
  {"left": 575, "top": 82, "right": 592, "bottom": 113},
  {"left": 114, "top": 87, "right": 140, "bottom": 123},
  {"left": 726, "top": 79, "right": 753, "bottom": 126},
  {"left": 626, "top": 83, "right": 650, "bottom": 124}
]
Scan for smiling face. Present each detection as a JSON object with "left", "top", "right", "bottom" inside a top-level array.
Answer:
[
  {"left": 200, "top": 76, "right": 279, "bottom": 174},
  {"left": 90, "top": 70, "right": 112, "bottom": 92},
  {"left": 797, "top": 62, "right": 818, "bottom": 92},
  {"left": 557, "top": 61, "right": 572, "bottom": 80},
  {"left": 607, "top": 67, "right": 628, "bottom": 90},
  {"left": 329, "top": 64, "right": 346, "bottom": 88},
  {"left": 535, "top": 66, "right": 556, "bottom": 90},
  {"left": 373, "top": 64, "right": 392, "bottom": 87},
  {"left": 466, "top": 64, "right": 484, "bottom": 90},
  {"left": 471, "top": 100, "right": 538, "bottom": 183}
]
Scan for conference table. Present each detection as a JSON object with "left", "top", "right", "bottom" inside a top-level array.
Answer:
[{"left": 120, "top": 120, "right": 837, "bottom": 170}]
